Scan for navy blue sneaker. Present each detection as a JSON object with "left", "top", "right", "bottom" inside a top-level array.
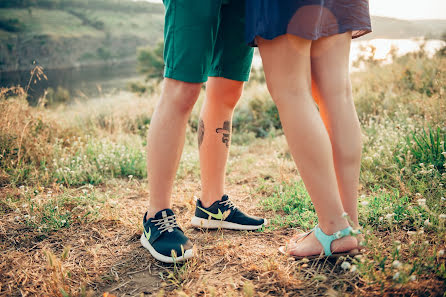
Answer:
[
  {"left": 191, "top": 195, "right": 266, "bottom": 230},
  {"left": 141, "top": 209, "right": 194, "bottom": 263}
]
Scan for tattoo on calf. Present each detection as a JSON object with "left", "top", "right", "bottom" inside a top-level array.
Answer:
[
  {"left": 216, "top": 120, "right": 231, "bottom": 148},
  {"left": 198, "top": 119, "right": 205, "bottom": 148}
]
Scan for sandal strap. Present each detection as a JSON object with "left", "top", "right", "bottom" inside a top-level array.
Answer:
[{"left": 314, "top": 226, "right": 354, "bottom": 256}]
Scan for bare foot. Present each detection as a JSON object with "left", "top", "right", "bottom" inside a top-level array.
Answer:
[
  {"left": 289, "top": 230, "right": 312, "bottom": 244},
  {"left": 285, "top": 231, "right": 358, "bottom": 257}
]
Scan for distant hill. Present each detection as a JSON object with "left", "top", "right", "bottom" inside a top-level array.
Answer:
[
  {"left": 363, "top": 16, "right": 446, "bottom": 40},
  {"left": 1, "top": 3, "right": 446, "bottom": 72},
  {"left": 0, "top": 0, "right": 165, "bottom": 71}
]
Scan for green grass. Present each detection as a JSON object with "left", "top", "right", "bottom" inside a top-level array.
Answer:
[
  {"left": 79, "top": 9, "right": 164, "bottom": 39},
  {"left": 261, "top": 181, "right": 317, "bottom": 230},
  {"left": 8, "top": 186, "right": 107, "bottom": 232},
  {"left": 52, "top": 136, "right": 146, "bottom": 186},
  {"left": 0, "top": 7, "right": 164, "bottom": 40},
  {"left": 0, "top": 8, "right": 100, "bottom": 38}
]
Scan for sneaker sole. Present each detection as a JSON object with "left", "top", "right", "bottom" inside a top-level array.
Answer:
[
  {"left": 140, "top": 234, "right": 194, "bottom": 263},
  {"left": 190, "top": 216, "right": 267, "bottom": 230}
]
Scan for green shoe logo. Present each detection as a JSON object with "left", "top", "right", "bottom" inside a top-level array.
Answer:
[
  {"left": 144, "top": 227, "right": 151, "bottom": 240},
  {"left": 197, "top": 206, "right": 224, "bottom": 220}
]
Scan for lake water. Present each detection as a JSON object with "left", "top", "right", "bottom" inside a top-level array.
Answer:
[
  {"left": 1, "top": 38, "right": 444, "bottom": 103},
  {"left": 252, "top": 38, "right": 445, "bottom": 70},
  {"left": 0, "top": 61, "right": 143, "bottom": 104}
]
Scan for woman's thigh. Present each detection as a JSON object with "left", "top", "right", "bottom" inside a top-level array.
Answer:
[
  {"left": 257, "top": 34, "right": 312, "bottom": 104},
  {"left": 310, "top": 32, "right": 352, "bottom": 103}
]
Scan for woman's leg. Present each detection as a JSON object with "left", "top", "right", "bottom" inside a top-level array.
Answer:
[
  {"left": 199, "top": 77, "right": 244, "bottom": 207},
  {"left": 311, "top": 33, "right": 362, "bottom": 226},
  {"left": 257, "top": 35, "right": 357, "bottom": 256}
]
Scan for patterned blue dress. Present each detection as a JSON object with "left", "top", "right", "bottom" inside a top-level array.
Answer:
[{"left": 246, "top": 0, "right": 371, "bottom": 46}]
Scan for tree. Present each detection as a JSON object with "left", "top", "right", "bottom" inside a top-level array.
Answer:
[{"left": 137, "top": 40, "right": 164, "bottom": 81}]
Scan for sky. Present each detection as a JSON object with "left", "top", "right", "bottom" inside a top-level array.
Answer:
[
  {"left": 140, "top": 0, "right": 446, "bottom": 20},
  {"left": 369, "top": 0, "right": 446, "bottom": 20}
]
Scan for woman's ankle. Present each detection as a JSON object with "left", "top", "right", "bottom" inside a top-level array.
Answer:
[{"left": 318, "top": 218, "right": 350, "bottom": 235}]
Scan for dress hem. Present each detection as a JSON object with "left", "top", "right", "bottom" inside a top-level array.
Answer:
[{"left": 247, "top": 27, "right": 372, "bottom": 47}]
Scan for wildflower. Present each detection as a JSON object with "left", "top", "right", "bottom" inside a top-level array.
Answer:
[
  {"left": 417, "top": 198, "right": 426, "bottom": 206},
  {"left": 341, "top": 261, "right": 351, "bottom": 270},
  {"left": 392, "top": 260, "right": 402, "bottom": 269},
  {"left": 438, "top": 250, "right": 445, "bottom": 257},
  {"left": 61, "top": 220, "right": 66, "bottom": 224},
  {"left": 385, "top": 213, "right": 394, "bottom": 220},
  {"left": 409, "top": 275, "right": 416, "bottom": 281},
  {"left": 361, "top": 201, "right": 369, "bottom": 206},
  {"left": 82, "top": 189, "right": 88, "bottom": 194},
  {"left": 442, "top": 197, "right": 446, "bottom": 201},
  {"left": 379, "top": 216, "right": 384, "bottom": 222},
  {"left": 350, "top": 265, "right": 357, "bottom": 273},
  {"left": 393, "top": 272, "right": 400, "bottom": 280},
  {"left": 424, "top": 219, "right": 430, "bottom": 226}
]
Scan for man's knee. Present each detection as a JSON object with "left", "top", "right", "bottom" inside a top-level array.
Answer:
[
  {"left": 160, "top": 78, "right": 202, "bottom": 113},
  {"left": 206, "top": 77, "right": 244, "bottom": 109}
]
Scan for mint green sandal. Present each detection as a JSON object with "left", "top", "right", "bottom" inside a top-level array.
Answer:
[{"left": 279, "top": 225, "right": 360, "bottom": 259}]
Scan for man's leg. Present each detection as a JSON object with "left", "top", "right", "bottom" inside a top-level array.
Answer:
[
  {"left": 198, "top": 77, "right": 243, "bottom": 207},
  {"left": 141, "top": 78, "right": 200, "bottom": 263},
  {"left": 141, "top": 0, "right": 224, "bottom": 263},
  {"left": 190, "top": 0, "right": 265, "bottom": 230},
  {"left": 146, "top": 78, "right": 202, "bottom": 218}
]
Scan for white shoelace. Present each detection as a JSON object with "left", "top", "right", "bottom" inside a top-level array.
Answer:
[
  {"left": 152, "top": 215, "right": 179, "bottom": 233},
  {"left": 219, "top": 199, "right": 237, "bottom": 210}
]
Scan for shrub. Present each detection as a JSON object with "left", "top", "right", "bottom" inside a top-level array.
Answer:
[
  {"left": 45, "top": 86, "right": 71, "bottom": 106},
  {"left": 233, "top": 91, "right": 281, "bottom": 138},
  {"left": 0, "top": 18, "right": 23, "bottom": 32},
  {"left": 137, "top": 41, "right": 164, "bottom": 81},
  {"left": 0, "top": 95, "right": 61, "bottom": 185}
]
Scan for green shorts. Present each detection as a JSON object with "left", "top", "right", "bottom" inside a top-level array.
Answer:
[{"left": 162, "top": 0, "right": 254, "bottom": 83}]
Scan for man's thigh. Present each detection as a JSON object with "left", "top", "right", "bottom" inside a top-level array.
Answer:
[
  {"left": 209, "top": 0, "right": 254, "bottom": 82},
  {"left": 163, "top": 0, "right": 222, "bottom": 83}
]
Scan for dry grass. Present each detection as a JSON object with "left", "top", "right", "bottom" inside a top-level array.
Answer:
[
  {"left": 1, "top": 141, "right": 444, "bottom": 296},
  {"left": 1, "top": 51, "right": 446, "bottom": 296}
]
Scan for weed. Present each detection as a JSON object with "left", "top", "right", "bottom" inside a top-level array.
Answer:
[
  {"left": 261, "top": 181, "right": 317, "bottom": 230},
  {"left": 397, "top": 127, "right": 446, "bottom": 174}
]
